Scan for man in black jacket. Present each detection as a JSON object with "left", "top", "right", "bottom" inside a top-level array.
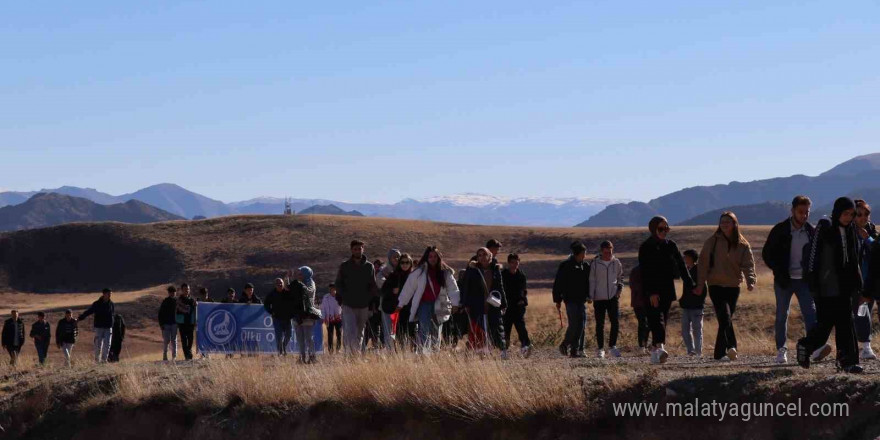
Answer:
[
  {"left": 78, "top": 288, "right": 115, "bottom": 363},
  {"left": 502, "top": 253, "right": 531, "bottom": 358},
  {"left": 553, "top": 241, "right": 591, "bottom": 358},
  {"left": 56, "top": 309, "right": 78, "bottom": 367},
  {"left": 264, "top": 278, "right": 297, "bottom": 356},
  {"left": 159, "top": 286, "right": 178, "bottom": 361},
  {"left": 762, "top": 195, "right": 818, "bottom": 364},
  {"left": 335, "top": 240, "right": 379, "bottom": 355},
  {"left": 30, "top": 311, "right": 51, "bottom": 365},
  {"left": 2, "top": 310, "right": 25, "bottom": 366}
]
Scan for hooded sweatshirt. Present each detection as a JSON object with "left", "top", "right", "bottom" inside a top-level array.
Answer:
[
  {"left": 589, "top": 256, "right": 624, "bottom": 301},
  {"left": 806, "top": 198, "right": 862, "bottom": 298}
]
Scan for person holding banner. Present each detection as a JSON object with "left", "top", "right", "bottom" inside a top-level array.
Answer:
[
  {"left": 292, "top": 266, "right": 322, "bottom": 363},
  {"left": 264, "top": 278, "right": 297, "bottom": 356},
  {"left": 176, "top": 284, "right": 197, "bottom": 360}
]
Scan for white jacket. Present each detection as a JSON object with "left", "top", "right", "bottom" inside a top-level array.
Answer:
[
  {"left": 589, "top": 257, "right": 624, "bottom": 301},
  {"left": 397, "top": 264, "right": 460, "bottom": 323}
]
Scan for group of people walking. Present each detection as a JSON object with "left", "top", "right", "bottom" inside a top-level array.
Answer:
[{"left": 3, "top": 195, "right": 878, "bottom": 374}]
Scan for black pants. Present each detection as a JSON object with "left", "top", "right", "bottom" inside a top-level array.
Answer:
[
  {"left": 593, "top": 298, "right": 619, "bottom": 349},
  {"left": 803, "top": 295, "right": 859, "bottom": 368},
  {"left": 396, "top": 305, "right": 417, "bottom": 351},
  {"left": 326, "top": 322, "right": 342, "bottom": 352},
  {"left": 178, "top": 324, "right": 195, "bottom": 360},
  {"left": 108, "top": 338, "right": 123, "bottom": 363},
  {"left": 362, "top": 311, "right": 382, "bottom": 350},
  {"left": 6, "top": 346, "right": 21, "bottom": 365},
  {"left": 443, "top": 309, "right": 469, "bottom": 347},
  {"left": 709, "top": 286, "right": 740, "bottom": 360},
  {"left": 503, "top": 306, "right": 531, "bottom": 348},
  {"left": 647, "top": 296, "right": 672, "bottom": 346},
  {"left": 633, "top": 307, "right": 650, "bottom": 348}
]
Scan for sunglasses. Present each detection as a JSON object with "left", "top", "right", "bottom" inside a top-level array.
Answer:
[{"left": 400, "top": 261, "right": 412, "bottom": 265}]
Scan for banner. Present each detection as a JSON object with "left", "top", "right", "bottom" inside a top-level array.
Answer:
[{"left": 196, "top": 303, "right": 323, "bottom": 354}]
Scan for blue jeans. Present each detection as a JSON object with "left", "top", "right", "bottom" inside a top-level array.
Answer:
[
  {"left": 295, "top": 322, "right": 315, "bottom": 358},
  {"left": 94, "top": 327, "right": 112, "bottom": 363},
  {"left": 680, "top": 308, "right": 704, "bottom": 355},
  {"left": 381, "top": 312, "right": 395, "bottom": 348},
  {"left": 774, "top": 279, "right": 818, "bottom": 349},
  {"left": 563, "top": 302, "right": 587, "bottom": 354},
  {"left": 35, "top": 341, "right": 49, "bottom": 365},
  {"left": 416, "top": 300, "right": 440, "bottom": 351},
  {"left": 273, "top": 318, "right": 293, "bottom": 355}
]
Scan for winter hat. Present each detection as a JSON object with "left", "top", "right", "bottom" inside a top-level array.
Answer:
[
  {"left": 831, "top": 197, "right": 856, "bottom": 226},
  {"left": 298, "top": 266, "right": 314, "bottom": 285}
]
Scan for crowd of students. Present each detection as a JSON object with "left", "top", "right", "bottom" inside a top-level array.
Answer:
[{"left": 2, "top": 195, "right": 878, "bottom": 375}]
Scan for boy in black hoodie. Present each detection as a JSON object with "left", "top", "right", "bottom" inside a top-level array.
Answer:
[
  {"left": 502, "top": 253, "right": 531, "bottom": 358},
  {"left": 679, "top": 250, "right": 707, "bottom": 357},
  {"left": 797, "top": 197, "right": 863, "bottom": 374}
]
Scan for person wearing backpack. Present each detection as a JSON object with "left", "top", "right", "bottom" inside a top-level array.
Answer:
[
  {"left": 695, "top": 211, "right": 757, "bottom": 361},
  {"left": 853, "top": 199, "right": 878, "bottom": 360},
  {"left": 797, "top": 197, "right": 863, "bottom": 374},
  {"left": 589, "top": 241, "right": 624, "bottom": 359},
  {"left": 397, "top": 247, "right": 460, "bottom": 354}
]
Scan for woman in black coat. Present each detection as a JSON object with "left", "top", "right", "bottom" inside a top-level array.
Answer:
[
  {"left": 382, "top": 254, "right": 415, "bottom": 351},
  {"left": 638, "top": 216, "right": 693, "bottom": 365}
]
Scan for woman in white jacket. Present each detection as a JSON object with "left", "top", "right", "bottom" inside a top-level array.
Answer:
[
  {"left": 397, "top": 246, "right": 460, "bottom": 352},
  {"left": 589, "top": 241, "right": 624, "bottom": 358}
]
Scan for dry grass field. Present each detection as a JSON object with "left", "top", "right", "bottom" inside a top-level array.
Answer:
[{"left": 1, "top": 215, "right": 879, "bottom": 439}]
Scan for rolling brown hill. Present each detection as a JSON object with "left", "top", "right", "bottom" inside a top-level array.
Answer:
[{"left": 0, "top": 214, "right": 771, "bottom": 294}]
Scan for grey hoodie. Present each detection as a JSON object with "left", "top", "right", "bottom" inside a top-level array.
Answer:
[{"left": 589, "top": 256, "right": 624, "bottom": 301}]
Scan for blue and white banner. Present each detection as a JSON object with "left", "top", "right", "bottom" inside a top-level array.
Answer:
[{"left": 196, "top": 303, "right": 323, "bottom": 354}]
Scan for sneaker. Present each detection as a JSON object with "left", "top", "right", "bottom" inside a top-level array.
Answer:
[
  {"left": 860, "top": 345, "right": 877, "bottom": 360},
  {"left": 308, "top": 354, "right": 317, "bottom": 364},
  {"left": 559, "top": 343, "right": 569, "bottom": 356},
  {"left": 842, "top": 364, "right": 864, "bottom": 374},
  {"left": 726, "top": 348, "right": 738, "bottom": 361},
  {"left": 597, "top": 349, "right": 606, "bottom": 359},
  {"left": 776, "top": 347, "right": 788, "bottom": 364},
  {"left": 657, "top": 348, "right": 669, "bottom": 364},
  {"left": 687, "top": 351, "right": 696, "bottom": 356},
  {"left": 520, "top": 345, "right": 532, "bottom": 359},
  {"left": 570, "top": 352, "right": 585, "bottom": 359},
  {"left": 610, "top": 347, "right": 622, "bottom": 358},
  {"left": 500, "top": 350, "right": 509, "bottom": 360},
  {"left": 812, "top": 344, "right": 832, "bottom": 362}
]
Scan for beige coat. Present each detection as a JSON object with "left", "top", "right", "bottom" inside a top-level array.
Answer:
[{"left": 697, "top": 233, "right": 757, "bottom": 289}]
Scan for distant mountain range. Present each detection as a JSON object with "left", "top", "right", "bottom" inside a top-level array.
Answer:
[
  {"left": 676, "top": 201, "right": 792, "bottom": 226},
  {"left": 578, "top": 153, "right": 880, "bottom": 227},
  {"left": 299, "top": 204, "right": 364, "bottom": 217},
  {"left": 0, "top": 193, "right": 183, "bottom": 231},
  {"left": 0, "top": 186, "right": 624, "bottom": 227}
]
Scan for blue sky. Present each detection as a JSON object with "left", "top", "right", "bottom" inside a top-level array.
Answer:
[{"left": 2, "top": 1, "right": 879, "bottom": 203}]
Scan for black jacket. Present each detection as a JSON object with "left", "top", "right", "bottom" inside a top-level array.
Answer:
[
  {"left": 158, "top": 296, "right": 178, "bottom": 326},
  {"left": 30, "top": 321, "right": 51, "bottom": 345},
  {"left": 806, "top": 218, "right": 862, "bottom": 299},
  {"left": 865, "top": 239, "right": 880, "bottom": 300},
  {"left": 291, "top": 280, "right": 322, "bottom": 323},
  {"left": 112, "top": 315, "right": 125, "bottom": 345},
  {"left": 461, "top": 264, "right": 507, "bottom": 315},
  {"left": 2, "top": 318, "right": 25, "bottom": 348},
  {"left": 335, "top": 255, "right": 379, "bottom": 309},
  {"left": 678, "top": 265, "right": 708, "bottom": 309},
  {"left": 501, "top": 268, "right": 528, "bottom": 308},
  {"left": 264, "top": 288, "right": 299, "bottom": 321},
  {"left": 552, "top": 256, "right": 590, "bottom": 304},
  {"left": 762, "top": 218, "right": 814, "bottom": 288},
  {"left": 56, "top": 318, "right": 78, "bottom": 344},
  {"left": 238, "top": 294, "right": 263, "bottom": 305},
  {"left": 381, "top": 270, "right": 412, "bottom": 314},
  {"left": 638, "top": 236, "right": 693, "bottom": 302},
  {"left": 78, "top": 298, "right": 115, "bottom": 329}
]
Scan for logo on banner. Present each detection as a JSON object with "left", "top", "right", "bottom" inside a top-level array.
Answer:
[{"left": 205, "top": 309, "right": 237, "bottom": 345}]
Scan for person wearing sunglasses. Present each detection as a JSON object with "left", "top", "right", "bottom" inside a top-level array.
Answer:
[
  {"left": 638, "top": 216, "right": 693, "bottom": 364},
  {"left": 383, "top": 254, "right": 416, "bottom": 350}
]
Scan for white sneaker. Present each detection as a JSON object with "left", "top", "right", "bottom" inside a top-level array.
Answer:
[
  {"left": 500, "top": 350, "right": 509, "bottom": 360},
  {"left": 520, "top": 345, "right": 532, "bottom": 359},
  {"left": 860, "top": 344, "right": 877, "bottom": 360},
  {"left": 597, "top": 349, "right": 606, "bottom": 359},
  {"left": 726, "top": 348, "right": 738, "bottom": 361},
  {"left": 812, "top": 344, "right": 832, "bottom": 362},
  {"left": 610, "top": 347, "right": 622, "bottom": 358},
  {"left": 776, "top": 347, "right": 788, "bottom": 364},
  {"left": 657, "top": 347, "right": 669, "bottom": 364}
]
